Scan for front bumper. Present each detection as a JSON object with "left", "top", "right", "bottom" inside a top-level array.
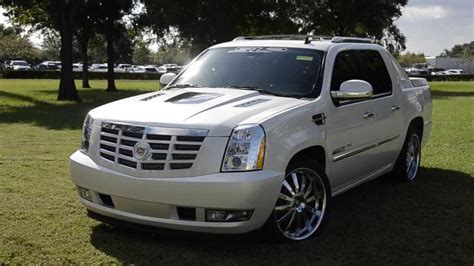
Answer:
[{"left": 70, "top": 151, "right": 284, "bottom": 234}]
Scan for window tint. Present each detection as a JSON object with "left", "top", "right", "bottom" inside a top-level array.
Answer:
[
  {"left": 172, "top": 47, "right": 324, "bottom": 97},
  {"left": 331, "top": 50, "right": 392, "bottom": 95}
]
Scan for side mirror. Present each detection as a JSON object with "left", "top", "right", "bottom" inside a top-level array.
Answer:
[
  {"left": 159, "top": 73, "right": 177, "bottom": 86},
  {"left": 331, "top": 79, "right": 373, "bottom": 100}
]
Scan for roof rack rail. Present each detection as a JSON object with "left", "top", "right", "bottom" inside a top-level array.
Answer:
[
  {"left": 233, "top": 35, "right": 372, "bottom": 44},
  {"left": 233, "top": 35, "right": 333, "bottom": 41},
  {"left": 330, "top": 37, "right": 372, "bottom": 43}
]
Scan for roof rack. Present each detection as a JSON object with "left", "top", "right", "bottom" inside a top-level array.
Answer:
[{"left": 232, "top": 35, "right": 372, "bottom": 44}]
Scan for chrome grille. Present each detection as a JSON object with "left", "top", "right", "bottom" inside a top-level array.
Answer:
[{"left": 98, "top": 122, "right": 207, "bottom": 171}]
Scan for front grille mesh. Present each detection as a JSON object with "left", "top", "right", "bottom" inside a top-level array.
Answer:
[{"left": 98, "top": 122, "right": 206, "bottom": 172}]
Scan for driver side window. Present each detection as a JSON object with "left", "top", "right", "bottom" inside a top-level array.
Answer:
[{"left": 331, "top": 50, "right": 392, "bottom": 96}]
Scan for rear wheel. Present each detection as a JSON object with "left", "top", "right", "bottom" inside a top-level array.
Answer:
[
  {"left": 264, "top": 158, "right": 330, "bottom": 241},
  {"left": 393, "top": 127, "right": 421, "bottom": 181}
]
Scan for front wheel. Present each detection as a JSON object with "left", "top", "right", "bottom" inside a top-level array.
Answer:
[
  {"left": 263, "top": 158, "right": 331, "bottom": 241},
  {"left": 393, "top": 127, "right": 422, "bottom": 181}
]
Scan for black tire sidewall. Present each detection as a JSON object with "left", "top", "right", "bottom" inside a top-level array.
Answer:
[{"left": 394, "top": 127, "right": 422, "bottom": 181}]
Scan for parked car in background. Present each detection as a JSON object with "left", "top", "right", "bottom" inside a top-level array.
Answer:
[
  {"left": 433, "top": 69, "right": 464, "bottom": 75},
  {"left": 90, "top": 64, "right": 108, "bottom": 72},
  {"left": 158, "top": 63, "right": 183, "bottom": 74},
  {"left": 404, "top": 67, "right": 428, "bottom": 75},
  {"left": 73, "top": 63, "right": 83, "bottom": 72},
  {"left": 132, "top": 66, "right": 158, "bottom": 73},
  {"left": 117, "top": 64, "right": 132, "bottom": 71},
  {"left": 8, "top": 60, "right": 31, "bottom": 70},
  {"left": 33, "top": 61, "right": 61, "bottom": 70}
]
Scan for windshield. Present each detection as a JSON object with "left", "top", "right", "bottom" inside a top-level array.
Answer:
[
  {"left": 13, "top": 61, "right": 28, "bottom": 66},
  {"left": 170, "top": 47, "right": 325, "bottom": 97}
]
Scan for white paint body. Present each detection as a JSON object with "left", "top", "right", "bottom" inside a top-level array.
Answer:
[{"left": 70, "top": 39, "right": 432, "bottom": 233}]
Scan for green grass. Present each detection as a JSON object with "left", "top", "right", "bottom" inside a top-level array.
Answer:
[{"left": 0, "top": 79, "right": 473, "bottom": 264}]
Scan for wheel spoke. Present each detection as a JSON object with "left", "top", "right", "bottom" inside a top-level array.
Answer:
[
  {"left": 275, "top": 204, "right": 292, "bottom": 211},
  {"left": 306, "top": 194, "right": 322, "bottom": 203},
  {"left": 282, "top": 180, "right": 295, "bottom": 196},
  {"left": 300, "top": 176, "right": 307, "bottom": 194},
  {"left": 303, "top": 183, "right": 313, "bottom": 199},
  {"left": 277, "top": 209, "right": 295, "bottom": 223},
  {"left": 291, "top": 173, "right": 299, "bottom": 192},
  {"left": 285, "top": 211, "right": 296, "bottom": 231},
  {"left": 279, "top": 193, "right": 294, "bottom": 203}
]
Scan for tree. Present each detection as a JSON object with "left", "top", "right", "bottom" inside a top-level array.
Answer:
[
  {"left": 3, "top": 0, "right": 81, "bottom": 101},
  {"left": 139, "top": 0, "right": 407, "bottom": 56},
  {"left": 396, "top": 52, "right": 426, "bottom": 68},
  {"left": 0, "top": 24, "right": 40, "bottom": 64},
  {"left": 91, "top": 0, "right": 134, "bottom": 92},
  {"left": 441, "top": 41, "right": 474, "bottom": 59},
  {"left": 132, "top": 41, "right": 152, "bottom": 65},
  {"left": 40, "top": 30, "right": 62, "bottom": 61},
  {"left": 138, "top": 0, "right": 297, "bottom": 55},
  {"left": 297, "top": 0, "right": 408, "bottom": 54}
]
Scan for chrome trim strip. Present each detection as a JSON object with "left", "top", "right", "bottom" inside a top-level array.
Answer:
[
  {"left": 424, "top": 120, "right": 432, "bottom": 126},
  {"left": 332, "top": 135, "right": 399, "bottom": 162},
  {"left": 101, "top": 122, "right": 209, "bottom": 137},
  {"left": 330, "top": 90, "right": 373, "bottom": 99}
]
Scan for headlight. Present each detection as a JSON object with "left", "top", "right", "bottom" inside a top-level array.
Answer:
[
  {"left": 222, "top": 124, "right": 265, "bottom": 172},
  {"left": 80, "top": 114, "right": 94, "bottom": 153}
]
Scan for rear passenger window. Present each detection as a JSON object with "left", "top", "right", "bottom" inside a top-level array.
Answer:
[{"left": 331, "top": 50, "right": 392, "bottom": 96}]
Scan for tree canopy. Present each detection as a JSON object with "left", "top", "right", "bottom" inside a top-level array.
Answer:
[
  {"left": 0, "top": 24, "right": 40, "bottom": 64},
  {"left": 2, "top": 0, "right": 411, "bottom": 101},
  {"left": 441, "top": 41, "right": 474, "bottom": 59},
  {"left": 139, "top": 0, "right": 408, "bottom": 55}
]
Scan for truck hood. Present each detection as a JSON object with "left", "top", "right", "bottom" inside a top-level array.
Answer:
[{"left": 89, "top": 87, "right": 308, "bottom": 136}]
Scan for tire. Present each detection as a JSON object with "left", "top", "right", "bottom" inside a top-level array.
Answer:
[
  {"left": 393, "top": 127, "right": 422, "bottom": 181},
  {"left": 262, "top": 157, "right": 331, "bottom": 242}
]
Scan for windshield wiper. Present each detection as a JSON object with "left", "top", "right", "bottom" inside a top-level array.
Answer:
[
  {"left": 224, "top": 85, "right": 301, "bottom": 98},
  {"left": 166, "top": 83, "right": 201, "bottom": 89}
]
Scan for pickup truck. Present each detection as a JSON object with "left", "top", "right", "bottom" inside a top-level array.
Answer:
[{"left": 70, "top": 35, "right": 432, "bottom": 241}]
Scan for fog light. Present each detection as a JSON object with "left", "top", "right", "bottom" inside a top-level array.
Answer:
[
  {"left": 77, "top": 187, "right": 92, "bottom": 202},
  {"left": 206, "top": 209, "right": 253, "bottom": 222}
]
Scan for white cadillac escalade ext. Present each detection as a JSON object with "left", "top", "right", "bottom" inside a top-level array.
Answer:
[{"left": 70, "top": 35, "right": 432, "bottom": 241}]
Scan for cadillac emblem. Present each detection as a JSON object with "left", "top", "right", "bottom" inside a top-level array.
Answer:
[{"left": 133, "top": 142, "right": 151, "bottom": 160}]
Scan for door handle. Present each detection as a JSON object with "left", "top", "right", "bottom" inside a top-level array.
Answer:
[
  {"left": 391, "top": 105, "right": 401, "bottom": 111},
  {"left": 362, "top": 112, "right": 374, "bottom": 119}
]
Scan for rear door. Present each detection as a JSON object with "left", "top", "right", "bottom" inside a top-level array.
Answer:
[{"left": 359, "top": 50, "right": 404, "bottom": 168}]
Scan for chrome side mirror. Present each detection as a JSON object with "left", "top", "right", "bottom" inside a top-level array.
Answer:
[
  {"left": 331, "top": 79, "right": 373, "bottom": 100},
  {"left": 159, "top": 73, "right": 177, "bottom": 87}
]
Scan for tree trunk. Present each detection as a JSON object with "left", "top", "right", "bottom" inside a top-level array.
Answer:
[
  {"left": 57, "top": 1, "right": 80, "bottom": 101},
  {"left": 81, "top": 34, "right": 91, "bottom": 88},
  {"left": 105, "top": 20, "right": 117, "bottom": 92}
]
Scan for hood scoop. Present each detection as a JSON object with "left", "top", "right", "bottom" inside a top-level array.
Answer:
[
  {"left": 166, "top": 92, "right": 223, "bottom": 104},
  {"left": 234, "top": 98, "right": 271, "bottom": 107},
  {"left": 140, "top": 93, "right": 164, "bottom": 101}
]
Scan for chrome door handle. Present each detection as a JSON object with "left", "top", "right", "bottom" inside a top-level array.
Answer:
[
  {"left": 391, "top": 105, "right": 401, "bottom": 111},
  {"left": 362, "top": 112, "right": 374, "bottom": 119}
]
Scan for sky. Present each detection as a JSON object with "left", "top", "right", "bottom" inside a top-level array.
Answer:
[{"left": 1, "top": 1, "right": 473, "bottom": 56}]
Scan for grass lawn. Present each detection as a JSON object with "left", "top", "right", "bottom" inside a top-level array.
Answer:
[{"left": 0, "top": 79, "right": 473, "bottom": 264}]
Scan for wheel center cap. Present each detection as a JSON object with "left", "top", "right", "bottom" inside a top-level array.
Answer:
[{"left": 296, "top": 202, "right": 306, "bottom": 213}]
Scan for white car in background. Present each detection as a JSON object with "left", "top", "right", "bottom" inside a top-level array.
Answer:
[
  {"left": 71, "top": 35, "right": 432, "bottom": 241},
  {"left": 10, "top": 60, "right": 31, "bottom": 70},
  {"left": 439, "top": 69, "right": 464, "bottom": 75}
]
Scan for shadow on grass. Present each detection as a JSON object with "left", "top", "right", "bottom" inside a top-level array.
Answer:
[
  {"left": 0, "top": 89, "right": 151, "bottom": 130},
  {"left": 431, "top": 90, "right": 474, "bottom": 98},
  {"left": 89, "top": 167, "right": 474, "bottom": 264}
]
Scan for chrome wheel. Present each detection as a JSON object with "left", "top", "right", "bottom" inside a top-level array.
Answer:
[
  {"left": 406, "top": 134, "right": 420, "bottom": 180},
  {"left": 274, "top": 168, "right": 327, "bottom": 240}
]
